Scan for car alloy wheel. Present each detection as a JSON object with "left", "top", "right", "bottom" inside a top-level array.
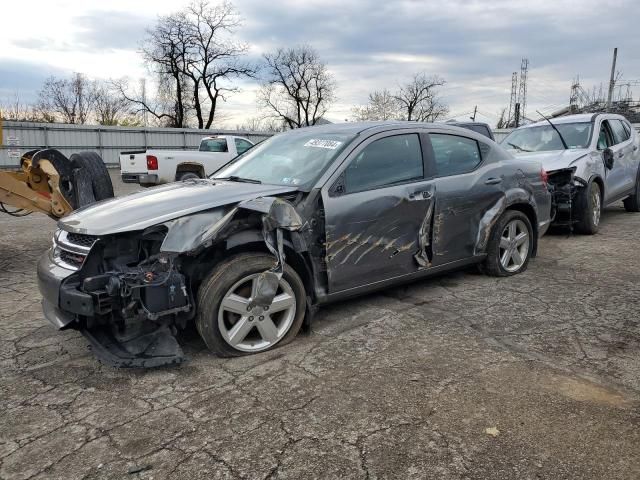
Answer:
[
  {"left": 217, "top": 273, "right": 297, "bottom": 353},
  {"left": 499, "top": 218, "right": 530, "bottom": 273},
  {"left": 592, "top": 187, "right": 601, "bottom": 226}
]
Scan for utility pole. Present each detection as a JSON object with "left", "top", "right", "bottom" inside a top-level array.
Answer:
[
  {"left": 518, "top": 58, "right": 529, "bottom": 123},
  {"left": 470, "top": 105, "right": 477, "bottom": 121},
  {"left": 508, "top": 72, "right": 518, "bottom": 127},
  {"left": 140, "top": 78, "right": 148, "bottom": 127},
  {"left": 607, "top": 48, "right": 618, "bottom": 111}
]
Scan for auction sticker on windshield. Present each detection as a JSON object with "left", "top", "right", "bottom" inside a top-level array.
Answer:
[{"left": 304, "top": 139, "right": 343, "bottom": 149}]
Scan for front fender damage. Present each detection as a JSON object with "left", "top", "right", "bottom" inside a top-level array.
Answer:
[{"left": 80, "top": 196, "right": 305, "bottom": 368}]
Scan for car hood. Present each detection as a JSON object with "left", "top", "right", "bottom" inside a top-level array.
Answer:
[
  {"left": 60, "top": 179, "right": 298, "bottom": 235},
  {"left": 511, "top": 149, "right": 591, "bottom": 172}
]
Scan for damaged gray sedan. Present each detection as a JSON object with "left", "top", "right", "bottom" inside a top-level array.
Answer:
[{"left": 37, "top": 122, "right": 551, "bottom": 367}]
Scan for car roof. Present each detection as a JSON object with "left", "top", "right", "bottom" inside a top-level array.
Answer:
[
  {"left": 520, "top": 112, "right": 628, "bottom": 129},
  {"left": 281, "top": 121, "right": 484, "bottom": 136}
]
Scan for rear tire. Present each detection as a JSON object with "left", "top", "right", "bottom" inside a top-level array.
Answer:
[
  {"left": 196, "top": 253, "right": 306, "bottom": 357},
  {"left": 69, "top": 151, "right": 114, "bottom": 201},
  {"left": 177, "top": 171, "right": 201, "bottom": 181},
  {"left": 483, "top": 210, "right": 533, "bottom": 277},
  {"left": 574, "top": 181, "right": 601, "bottom": 234},
  {"left": 623, "top": 169, "right": 640, "bottom": 212}
]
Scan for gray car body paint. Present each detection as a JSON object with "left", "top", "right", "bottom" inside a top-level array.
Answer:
[{"left": 39, "top": 121, "right": 552, "bottom": 367}]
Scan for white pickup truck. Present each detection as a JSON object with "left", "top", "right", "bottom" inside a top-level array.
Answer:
[{"left": 119, "top": 135, "right": 255, "bottom": 186}]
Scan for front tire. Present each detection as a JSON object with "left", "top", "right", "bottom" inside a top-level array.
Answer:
[
  {"left": 177, "top": 171, "right": 201, "bottom": 181},
  {"left": 196, "top": 253, "right": 306, "bottom": 357},
  {"left": 575, "top": 181, "right": 601, "bottom": 234},
  {"left": 623, "top": 169, "right": 640, "bottom": 212},
  {"left": 483, "top": 210, "right": 533, "bottom": 277}
]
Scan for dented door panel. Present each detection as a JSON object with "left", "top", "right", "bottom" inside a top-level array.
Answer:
[
  {"left": 322, "top": 182, "right": 435, "bottom": 293},
  {"left": 430, "top": 165, "right": 507, "bottom": 265}
]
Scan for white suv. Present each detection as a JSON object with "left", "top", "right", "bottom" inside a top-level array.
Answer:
[{"left": 502, "top": 113, "right": 640, "bottom": 233}]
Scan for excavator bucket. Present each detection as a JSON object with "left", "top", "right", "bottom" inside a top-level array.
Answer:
[{"left": 0, "top": 149, "right": 114, "bottom": 219}]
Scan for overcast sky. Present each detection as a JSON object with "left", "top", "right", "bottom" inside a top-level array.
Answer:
[{"left": 2, "top": 0, "right": 639, "bottom": 127}]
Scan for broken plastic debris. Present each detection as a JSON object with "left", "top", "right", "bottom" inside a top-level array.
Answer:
[{"left": 485, "top": 426, "right": 500, "bottom": 437}]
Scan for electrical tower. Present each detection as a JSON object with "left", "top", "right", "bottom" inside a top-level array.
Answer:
[
  {"left": 507, "top": 72, "right": 518, "bottom": 127},
  {"left": 517, "top": 58, "right": 529, "bottom": 122}
]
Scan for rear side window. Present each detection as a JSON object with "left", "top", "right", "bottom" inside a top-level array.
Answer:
[
  {"left": 234, "top": 138, "right": 253, "bottom": 155},
  {"left": 622, "top": 121, "right": 632, "bottom": 138},
  {"left": 344, "top": 134, "right": 423, "bottom": 193},
  {"left": 430, "top": 134, "right": 482, "bottom": 177},
  {"left": 200, "top": 138, "right": 228, "bottom": 152},
  {"left": 459, "top": 124, "right": 492, "bottom": 139},
  {"left": 609, "top": 120, "right": 630, "bottom": 144}
]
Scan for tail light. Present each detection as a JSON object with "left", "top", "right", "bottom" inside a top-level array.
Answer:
[
  {"left": 146, "top": 155, "right": 158, "bottom": 170},
  {"left": 540, "top": 168, "right": 549, "bottom": 186}
]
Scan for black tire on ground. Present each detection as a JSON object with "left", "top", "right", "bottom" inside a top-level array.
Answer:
[
  {"left": 177, "top": 171, "right": 201, "bottom": 181},
  {"left": 69, "top": 151, "right": 115, "bottom": 201},
  {"left": 196, "top": 253, "right": 307, "bottom": 357},
  {"left": 574, "top": 181, "right": 601, "bottom": 235},
  {"left": 623, "top": 168, "right": 640, "bottom": 212},
  {"left": 483, "top": 209, "right": 534, "bottom": 277}
]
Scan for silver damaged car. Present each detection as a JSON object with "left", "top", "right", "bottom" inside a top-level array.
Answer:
[
  {"left": 502, "top": 113, "right": 640, "bottom": 233},
  {"left": 37, "top": 122, "right": 551, "bottom": 367}
]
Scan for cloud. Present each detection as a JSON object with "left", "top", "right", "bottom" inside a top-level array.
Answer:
[
  {"left": 3, "top": 0, "right": 640, "bottom": 125},
  {"left": 0, "top": 59, "right": 68, "bottom": 102},
  {"left": 71, "top": 10, "right": 153, "bottom": 51}
]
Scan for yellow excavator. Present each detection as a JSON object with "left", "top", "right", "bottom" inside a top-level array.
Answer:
[{"left": 0, "top": 117, "right": 114, "bottom": 218}]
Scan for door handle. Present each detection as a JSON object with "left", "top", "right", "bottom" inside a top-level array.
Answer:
[
  {"left": 484, "top": 177, "right": 503, "bottom": 185},
  {"left": 633, "top": 145, "right": 638, "bottom": 151},
  {"left": 409, "top": 190, "right": 433, "bottom": 200},
  {"left": 618, "top": 152, "right": 624, "bottom": 158}
]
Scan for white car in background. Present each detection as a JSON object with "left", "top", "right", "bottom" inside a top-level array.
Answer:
[
  {"left": 502, "top": 113, "right": 640, "bottom": 234},
  {"left": 119, "top": 135, "right": 255, "bottom": 186}
]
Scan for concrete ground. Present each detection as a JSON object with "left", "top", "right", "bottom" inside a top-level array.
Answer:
[{"left": 1, "top": 171, "right": 639, "bottom": 480}]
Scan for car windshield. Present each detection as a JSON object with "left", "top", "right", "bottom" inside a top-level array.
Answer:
[
  {"left": 502, "top": 122, "right": 593, "bottom": 152},
  {"left": 212, "top": 131, "right": 356, "bottom": 187}
]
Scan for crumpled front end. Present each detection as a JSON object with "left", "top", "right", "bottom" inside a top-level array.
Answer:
[{"left": 38, "top": 195, "right": 306, "bottom": 368}]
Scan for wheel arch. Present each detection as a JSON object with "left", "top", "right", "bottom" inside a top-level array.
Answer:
[
  {"left": 589, "top": 174, "right": 605, "bottom": 200},
  {"left": 175, "top": 162, "right": 205, "bottom": 179},
  {"left": 220, "top": 229, "right": 314, "bottom": 300}
]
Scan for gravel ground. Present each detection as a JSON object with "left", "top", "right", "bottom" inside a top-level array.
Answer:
[{"left": 1, "top": 170, "right": 639, "bottom": 479}]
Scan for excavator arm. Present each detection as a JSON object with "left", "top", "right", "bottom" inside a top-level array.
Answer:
[{"left": 0, "top": 146, "right": 114, "bottom": 219}]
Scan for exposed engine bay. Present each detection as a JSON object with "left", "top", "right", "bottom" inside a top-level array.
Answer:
[
  {"left": 546, "top": 166, "right": 583, "bottom": 228},
  {"left": 52, "top": 195, "right": 307, "bottom": 368}
]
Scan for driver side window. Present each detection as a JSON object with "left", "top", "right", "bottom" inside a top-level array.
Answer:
[
  {"left": 343, "top": 134, "right": 423, "bottom": 193},
  {"left": 597, "top": 122, "right": 613, "bottom": 150}
]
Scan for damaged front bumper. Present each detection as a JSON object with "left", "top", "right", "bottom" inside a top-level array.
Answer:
[
  {"left": 37, "top": 194, "right": 307, "bottom": 368},
  {"left": 547, "top": 167, "right": 584, "bottom": 226},
  {"left": 38, "top": 249, "right": 186, "bottom": 367}
]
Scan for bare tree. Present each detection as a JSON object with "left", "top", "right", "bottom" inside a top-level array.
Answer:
[
  {"left": 238, "top": 115, "right": 285, "bottom": 132},
  {"left": 112, "top": 76, "right": 188, "bottom": 128},
  {"left": 186, "top": 1, "right": 255, "bottom": 128},
  {"left": 36, "top": 73, "right": 94, "bottom": 124},
  {"left": 140, "top": 12, "right": 192, "bottom": 127},
  {"left": 495, "top": 108, "right": 508, "bottom": 129},
  {"left": 259, "top": 45, "right": 335, "bottom": 129},
  {"left": 93, "top": 82, "right": 135, "bottom": 126},
  {"left": 0, "top": 93, "right": 42, "bottom": 121},
  {"left": 134, "top": 1, "right": 254, "bottom": 129},
  {"left": 352, "top": 89, "right": 400, "bottom": 121},
  {"left": 395, "top": 73, "right": 448, "bottom": 122}
]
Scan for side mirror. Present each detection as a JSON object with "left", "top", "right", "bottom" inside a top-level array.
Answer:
[{"left": 603, "top": 148, "right": 615, "bottom": 170}]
